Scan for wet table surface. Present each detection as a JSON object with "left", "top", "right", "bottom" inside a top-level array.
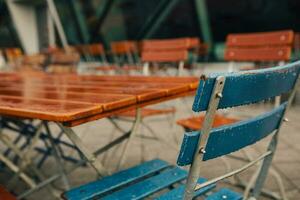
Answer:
[{"left": 0, "top": 72, "right": 199, "bottom": 127}]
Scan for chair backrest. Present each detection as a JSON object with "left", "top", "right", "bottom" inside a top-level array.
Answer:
[
  {"left": 140, "top": 37, "right": 200, "bottom": 63},
  {"left": 141, "top": 37, "right": 200, "bottom": 52},
  {"left": 73, "top": 43, "right": 105, "bottom": 57},
  {"left": 111, "top": 41, "right": 138, "bottom": 55},
  {"left": 177, "top": 61, "right": 299, "bottom": 198},
  {"left": 21, "top": 54, "right": 47, "bottom": 66},
  {"left": 47, "top": 53, "right": 80, "bottom": 74},
  {"left": 224, "top": 30, "right": 294, "bottom": 62},
  {"left": 4, "top": 48, "right": 23, "bottom": 62},
  {"left": 50, "top": 53, "right": 80, "bottom": 65},
  {"left": 86, "top": 43, "right": 105, "bottom": 56},
  {"left": 141, "top": 50, "right": 189, "bottom": 63}
]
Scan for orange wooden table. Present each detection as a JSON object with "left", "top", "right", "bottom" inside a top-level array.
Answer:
[
  {"left": 0, "top": 72, "right": 199, "bottom": 188},
  {"left": 0, "top": 72, "right": 198, "bottom": 126}
]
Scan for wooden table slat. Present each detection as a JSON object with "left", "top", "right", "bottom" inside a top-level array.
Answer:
[{"left": 0, "top": 95, "right": 102, "bottom": 121}]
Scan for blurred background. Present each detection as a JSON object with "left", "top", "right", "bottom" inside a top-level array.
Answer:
[{"left": 1, "top": 0, "right": 300, "bottom": 60}]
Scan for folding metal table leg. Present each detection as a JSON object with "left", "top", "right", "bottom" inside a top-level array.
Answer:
[
  {"left": 0, "top": 127, "right": 57, "bottom": 197},
  {"left": 0, "top": 153, "right": 36, "bottom": 188},
  {"left": 44, "top": 122, "right": 70, "bottom": 189},
  {"left": 57, "top": 123, "right": 109, "bottom": 177},
  {"left": 116, "top": 108, "right": 142, "bottom": 170},
  {"left": 17, "top": 130, "right": 132, "bottom": 199},
  {"left": 6, "top": 122, "right": 44, "bottom": 188},
  {"left": 0, "top": 124, "right": 36, "bottom": 188}
]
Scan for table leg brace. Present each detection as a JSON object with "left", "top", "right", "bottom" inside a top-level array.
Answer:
[{"left": 57, "top": 123, "right": 109, "bottom": 177}]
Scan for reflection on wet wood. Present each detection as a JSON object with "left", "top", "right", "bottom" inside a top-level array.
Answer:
[{"left": 0, "top": 72, "right": 198, "bottom": 126}]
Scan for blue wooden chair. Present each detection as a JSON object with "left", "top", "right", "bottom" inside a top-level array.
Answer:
[{"left": 63, "top": 61, "right": 299, "bottom": 200}]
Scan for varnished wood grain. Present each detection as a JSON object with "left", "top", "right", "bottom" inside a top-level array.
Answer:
[
  {"left": 0, "top": 186, "right": 16, "bottom": 200},
  {"left": 111, "top": 41, "right": 138, "bottom": 54},
  {"left": 225, "top": 30, "right": 294, "bottom": 62},
  {"left": 117, "top": 107, "right": 176, "bottom": 118},
  {"left": 64, "top": 90, "right": 196, "bottom": 127},
  {"left": 0, "top": 88, "right": 137, "bottom": 111},
  {"left": 177, "top": 114, "right": 239, "bottom": 131},
  {"left": 224, "top": 47, "right": 292, "bottom": 62},
  {"left": 0, "top": 95, "right": 102, "bottom": 122},
  {"left": 141, "top": 38, "right": 200, "bottom": 51},
  {"left": 0, "top": 73, "right": 199, "bottom": 126},
  {"left": 226, "top": 30, "right": 294, "bottom": 47},
  {"left": 141, "top": 50, "right": 188, "bottom": 62}
]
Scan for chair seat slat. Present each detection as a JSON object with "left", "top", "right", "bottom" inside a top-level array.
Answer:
[
  {"left": 102, "top": 167, "right": 187, "bottom": 200},
  {"left": 155, "top": 177, "right": 215, "bottom": 200},
  {"left": 63, "top": 159, "right": 169, "bottom": 200},
  {"left": 205, "top": 188, "right": 242, "bottom": 200}
]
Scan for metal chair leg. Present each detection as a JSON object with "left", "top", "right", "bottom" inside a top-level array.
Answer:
[{"left": 0, "top": 153, "right": 36, "bottom": 188}]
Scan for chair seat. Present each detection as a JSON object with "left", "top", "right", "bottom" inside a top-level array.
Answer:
[
  {"left": 63, "top": 159, "right": 216, "bottom": 200},
  {"left": 176, "top": 114, "right": 238, "bottom": 131},
  {"left": 117, "top": 108, "right": 176, "bottom": 118},
  {"left": 0, "top": 186, "right": 16, "bottom": 200}
]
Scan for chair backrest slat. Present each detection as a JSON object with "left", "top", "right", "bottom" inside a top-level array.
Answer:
[
  {"left": 226, "top": 30, "right": 294, "bottom": 47},
  {"left": 203, "top": 102, "right": 286, "bottom": 160},
  {"left": 87, "top": 44, "right": 105, "bottom": 56},
  {"left": 193, "top": 61, "right": 300, "bottom": 112},
  {"left": 178, "top": 102, "right": 287, "bottom": 165},
  {"left": 111, "top": 41, "right": 137, "bottom": 54},
  {"left": 224, "top": 47, "right": 291, "bottom": 62},
  {"left": 141, "top": 37, "right": 200, "bottom": 52},
  {"left": 141, "top": 50, "right": 188, "bottom": 63}
]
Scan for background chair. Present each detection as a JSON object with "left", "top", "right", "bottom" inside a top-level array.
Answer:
[
  {"left": 140, "top": 37, "right": 202, "bottom": 76},
  {"left": 47, "top": 52, "right": 80, "bottom": 74},
  {"left": 225, "top": 30, "right": 294, "bottom": 71},
  {"left": 111, "top": 40, "right": 140, "bottom": 69}
]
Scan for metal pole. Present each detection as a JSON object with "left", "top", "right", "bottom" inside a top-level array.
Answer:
[
  {"left": 194, "top": 0, "right": 213, "bottom": 53},
  {"left": 142, "top": 0, "right": 182, "bottom": 39},
  {"left": 70, "top": 0, "right": 90, "bottom": 43},
  {"left": 46, "top": 0, "right": 69, "bottom": 51}
]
